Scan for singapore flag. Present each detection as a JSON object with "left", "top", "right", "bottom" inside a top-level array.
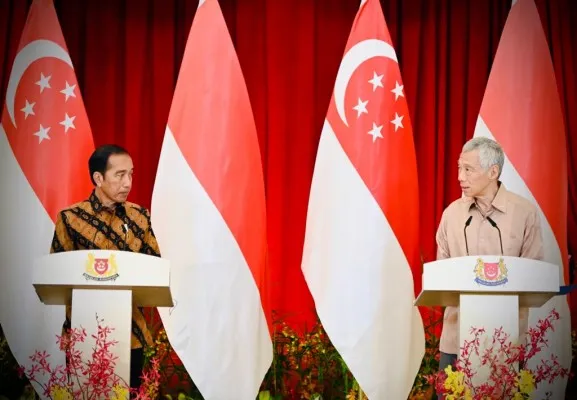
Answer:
[
  {"left": 301, "top": 0, "right": 425, "bottom": 398},
  {"left": 0, "top": 0, "right": 94, "bottom": 397}
]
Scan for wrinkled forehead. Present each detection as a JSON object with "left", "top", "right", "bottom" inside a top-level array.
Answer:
[{"left": 458, "top": 150, "right": 480, "bottom": 166}]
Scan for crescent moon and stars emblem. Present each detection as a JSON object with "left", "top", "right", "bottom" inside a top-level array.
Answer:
[
  {"left": 1, "top": 32, "right": 94, "bottom": 219},
  {"left": 325, "top": 36, "right": 413, "bottom": 157},
  {"left": 332, "top": 38, "right": 403, "bottom": 134},
  {"left": 324, "top": 28, "right": 419, "bottom": 225},
  {"left": 3, "top": 39, "right": 85, "bottom": 145}
]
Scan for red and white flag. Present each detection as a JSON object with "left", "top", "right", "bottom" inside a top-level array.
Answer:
[
  {"left": 0, "top": 0, "right": 94, "bottom": 395},
  {"left": 150, "top": 0, "right": 272, "bottom": 398},
  {"left": 301, "top": 0, "right": 424, "bottom": 397},
  {"left": 473, "top": 0, "right": 571, "bottom": 397}
]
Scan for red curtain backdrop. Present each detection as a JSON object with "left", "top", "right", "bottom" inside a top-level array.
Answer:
[{"left": 1, "top": 0, "right": 576, "bottom": 330}]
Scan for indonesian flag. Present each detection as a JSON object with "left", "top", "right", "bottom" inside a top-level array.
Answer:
[
  {"left": 473, "top": 0, "right": 571, "bottom": 398},
  {"left": 0, "top": 0, "right": 94, "bottom": 396},
  {"left": 150, "top": 0, "right": 272, "bottom": 398},
  {"left": 301, "top": 0, "right": 425, "bottom": 398}
]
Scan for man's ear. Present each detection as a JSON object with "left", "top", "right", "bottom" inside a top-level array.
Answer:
[
  {"left": 489, "top": 164, "right": 500, "bottom": 180},
  {"left": 93, "top": 172, "right": 103, "bottom": 187}
]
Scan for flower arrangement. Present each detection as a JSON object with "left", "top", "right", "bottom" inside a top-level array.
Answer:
[
  {"left": 15, "top": 315, "right": 163, "bottom": 400},
  {"left": 143, "top": 327, "right": 200, "bottom": 399},
  {"left": 1, "top": 308, "right": 576, "bottom": 400},
  {"left": 433, "top": 309, "right": 571, "bottom": 400},
  {"left": 145, "top": 312, "right": 369, "bottom": 399},
  {"left": 259, "top": 313, "right": 359, "bottom": 399},
  {"left": 408, "top": 308, "right": 443, "bottom": 399}
]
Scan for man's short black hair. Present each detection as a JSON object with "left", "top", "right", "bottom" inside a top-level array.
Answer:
[{"left": 88, "top": 144, "right": 129, "bottom": 186}]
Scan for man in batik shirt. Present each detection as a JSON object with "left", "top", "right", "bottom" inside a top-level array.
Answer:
[{"left": 50, "top": 144, "right": 161, "bottom": 390}]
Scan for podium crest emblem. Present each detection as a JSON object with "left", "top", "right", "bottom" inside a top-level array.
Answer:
[
  {"left": 474, "top": 257, "right": 507, "bottom": 286},
  {"left": 83, "top": 253, "right": 119, "bottom": 281}
]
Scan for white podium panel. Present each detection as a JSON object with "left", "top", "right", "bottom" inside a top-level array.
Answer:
[
  {"left": 415, "top": 255, "right": 559, "bottom": 386},
  {"left": 32, "top": 250, "right": 172, "bottom": 396},
  {"left": 71, "top": 289, "right": 132, "bottom": 387},
  {"left": 416, "top": 256, "right": 559, "bottom": 308}
]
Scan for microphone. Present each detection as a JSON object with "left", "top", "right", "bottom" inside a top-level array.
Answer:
[
  {"left": 486, "top": 216, "right": 503, "bottom": 255},
  {"left": 464, "top": 216, "right": 472, "bottom": 256},
  {"left": 116, "top": 205, "right": 129, "bottom": 247},
  {"left": 121, "top": 223, "right": 129, "bottom": 248}
]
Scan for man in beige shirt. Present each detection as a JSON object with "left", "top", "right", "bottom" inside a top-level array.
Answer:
[{"left": 435, "top": 137, "right": 544, "bottom": 380}]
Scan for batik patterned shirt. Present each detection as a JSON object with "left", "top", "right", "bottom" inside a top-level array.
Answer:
[{"left": 50, "top": 190, "right": 161, "bottom": 349}]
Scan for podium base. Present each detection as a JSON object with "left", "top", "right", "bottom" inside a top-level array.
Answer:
[
  {"left": 71, "top": 289, "right": 132, "bottom": 393},
  {"left": 460, "top": 294, "right": 520, "bottom": 387}
]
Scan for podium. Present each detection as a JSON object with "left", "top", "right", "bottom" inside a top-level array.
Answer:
[
  {"left": 32, "top": 250, "right": 173, "bottom": 392},
  {"left": 415, "top": 255, "right": 560, "bottom": 385}
]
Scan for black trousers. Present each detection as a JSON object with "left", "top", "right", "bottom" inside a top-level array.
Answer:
[
  {"left": 130, "top": 347, "right": 144, "bottom": 390},
  {"left": 435, "top": 352, "right": 458, "bottom": 400}
]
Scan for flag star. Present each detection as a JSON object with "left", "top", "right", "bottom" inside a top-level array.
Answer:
[
  {"left": 60, "top": 113, "right": 76, "bottom": 133},
  {"left": 352, "top": 98, "right": 369, "bottom": 118},
  {"left": 20, "top": 99, "right": 36, "bottom": 119},
  {"left": 60, "top": 81, "right": 77, "bottom": 102},
  {"left": 391, "top": 81, "right": 405, "bottom": 101},
  {"left": 368, "top": 122, "right": 383, "bottom": 143},
  {"left": 368, "top": 71, "right": 384, "bottom": 91},
  {"left": 35, "top": 73, "right": 51, "bottom": 93},
  {"left": 390, "top": 112, "right": 404, "bottom": 131},
  {"left": 33, "top": 124, "right": 51, "bottom": 143}
]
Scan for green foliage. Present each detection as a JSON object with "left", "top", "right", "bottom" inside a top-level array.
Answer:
[
  {"left": 408, "top": 310, "right": 443, "bottom": 398},
  {"left": 1, "top": 308, "right": 575, "bottom": 400},
  {"left": 258, "top": 311, "right": 358, "bottom": 399}
]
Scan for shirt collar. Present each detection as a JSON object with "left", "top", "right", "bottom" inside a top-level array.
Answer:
[
  {"left": 89, "top": 190, "right": 126, "bottom": 214},
  {"left": 89, "top": 190, "right": 104, "bottom": 212},
  {"left": 462, "top": 181, "right": 508, "bottom": 214}
]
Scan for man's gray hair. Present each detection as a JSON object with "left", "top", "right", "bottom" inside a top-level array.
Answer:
[{"left": 462, "top": 137, "right": 505, "bottom": 177}]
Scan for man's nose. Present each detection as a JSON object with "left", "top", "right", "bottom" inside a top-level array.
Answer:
[
  {"left": 122, "top": 175, "right": 132, "bottom": 188},
  {"left": 457, "top": 169, "right": 466, "bottom": 182}
]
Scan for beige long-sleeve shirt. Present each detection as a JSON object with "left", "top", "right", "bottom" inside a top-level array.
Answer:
[{"left": 435, "top": 183, "right": 544, "bottom": 354}]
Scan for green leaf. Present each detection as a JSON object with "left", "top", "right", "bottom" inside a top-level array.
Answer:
[{"left": 258, "top": 390, "right": 271, "bottom": 400}]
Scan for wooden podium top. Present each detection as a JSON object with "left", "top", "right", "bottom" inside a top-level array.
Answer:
[
  {"left": 32, "top": 250, "right": 173, "bottom": 307},
  {"left": 415, "top": 290, "right": 557, "bottom": 308},
  {"left": 415, "top": 255, "right": 560, "bottom": 308}
]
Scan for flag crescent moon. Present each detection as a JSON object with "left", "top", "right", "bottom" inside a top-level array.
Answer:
[
  {"left": 5, "top": 40, "right": 73, "bottom": 128},
  {"left": 333, "top": 39, "right": 397, "bottom": 127}
]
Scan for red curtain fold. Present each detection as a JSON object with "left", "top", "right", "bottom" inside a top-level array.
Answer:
[{"left": 1, "top": 0, "right": 576, "bottom": 331}]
